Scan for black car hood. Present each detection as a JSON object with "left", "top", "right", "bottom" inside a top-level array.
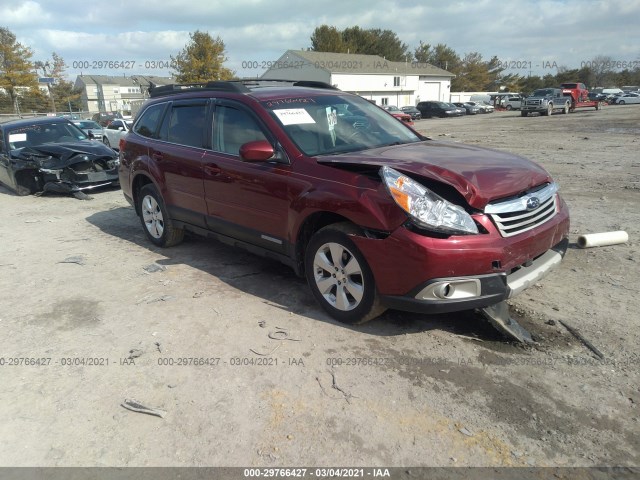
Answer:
[{"left": 14, "top": 141, "right": 116, "bottom": 169}]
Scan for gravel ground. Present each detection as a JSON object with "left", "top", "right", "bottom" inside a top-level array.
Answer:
[{"left": 0, "top": 105, "right": 638, "bottom": 468}]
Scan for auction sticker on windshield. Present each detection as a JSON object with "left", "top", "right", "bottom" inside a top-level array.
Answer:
[{"left": 273, "top": 108, "right": 315, "bottom": 125}]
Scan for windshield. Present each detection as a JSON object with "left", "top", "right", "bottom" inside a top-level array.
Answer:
[
  {"left": 6, "top": 122, "right": 87, "bottom": 151},
  {"left": 532, "top": 89, "right": 555, "bottom": 96},
  {"left": 77, "top": 121, "right": 102, "bottom": 129},
  {"left": 264, "top": 94, "right": 421, "bottom": 156}
]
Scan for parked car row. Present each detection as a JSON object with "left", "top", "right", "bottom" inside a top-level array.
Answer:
[
  {"left": 411, "top": 101, "right": 495, "bottom": 118},
  {"left": 608, "top": 92, "right": 640, "bottom": 105},
  {"left": 381, "top": 105, "right": 414, "bottom": 125}
]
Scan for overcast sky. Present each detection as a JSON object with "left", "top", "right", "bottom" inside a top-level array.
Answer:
[{"left": 2, "top": 0, "right": 639, "bottom": 82}]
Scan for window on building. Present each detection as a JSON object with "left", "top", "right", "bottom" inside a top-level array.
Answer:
[
  {"left": 381, "top": 98, "right": 389, "bottom": 106},
  {"left": 393, "top": 76, "right": 401, "bottom": 87}
]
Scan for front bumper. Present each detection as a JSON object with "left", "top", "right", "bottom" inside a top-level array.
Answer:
[
  {"left": 350, "top": 198, "right": 570, "bottom": 314},
  {"left": 378, "top": 238, "right": 568, "bottom": 314}
]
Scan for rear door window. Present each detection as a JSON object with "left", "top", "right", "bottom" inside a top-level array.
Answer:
[{"left": 158, "top": 101, "right": 209, "bottom": 148}]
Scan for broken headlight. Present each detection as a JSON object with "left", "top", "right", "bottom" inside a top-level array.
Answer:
[{"left": 380, "top": 165, "right": 478, "bottom": 235}]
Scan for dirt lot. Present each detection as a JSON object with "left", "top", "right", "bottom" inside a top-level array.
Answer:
[{"left": 0, "top": 105, "right": 638, "bottom": 469}]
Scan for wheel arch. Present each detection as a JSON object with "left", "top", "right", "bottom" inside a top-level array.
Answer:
[
  {"left": 293, "top": 211, "right": 365, "bottom": 276},
  {"left": 131, "top": 172, "right": 157, "bottom": 216}
]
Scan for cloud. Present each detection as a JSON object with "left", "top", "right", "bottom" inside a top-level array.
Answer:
[
  {"left": 1, "top": 0, "right": 637, "bottom": 80},
  {"left": 0, "top": 1, "right": 51, "bottom": 26}
]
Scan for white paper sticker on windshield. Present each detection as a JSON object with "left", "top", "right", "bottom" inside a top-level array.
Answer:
[
  {"left": 274, "top": 108, "right": 315, "bottom": 126},
  {"left": 9, "top": 133, "right": 27, "bottom": 142}
]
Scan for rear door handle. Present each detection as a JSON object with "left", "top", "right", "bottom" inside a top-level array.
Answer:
[{"left": 151, "top": 150, "right": 163, "bottom": 161}]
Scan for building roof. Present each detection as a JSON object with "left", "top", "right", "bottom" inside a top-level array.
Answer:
[
  {"left": 279, "top": 50, "right": 454, "bottom": 77},
  {"left": 75, "top": 75, "right": 175, "bottom": 87}
]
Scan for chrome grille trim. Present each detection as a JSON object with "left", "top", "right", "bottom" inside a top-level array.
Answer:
[{"left": 485, "top": 183, "right": 559, "bottom": 238}]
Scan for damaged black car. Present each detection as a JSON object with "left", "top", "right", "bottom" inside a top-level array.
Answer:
[{"left": 0, "top": 117, "right": 120, "bottom": 199}]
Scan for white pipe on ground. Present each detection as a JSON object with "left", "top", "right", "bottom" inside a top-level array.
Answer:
[{"left": 577, "top": 231, "right": 629, "bottom": 248}]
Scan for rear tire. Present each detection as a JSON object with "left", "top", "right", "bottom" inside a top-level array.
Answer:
[
  {"left": 305, "top": 223, "right": 385, "bottom": 324},
  {"left": 138, "top": 184, "right": 184, "bottom": 247}
]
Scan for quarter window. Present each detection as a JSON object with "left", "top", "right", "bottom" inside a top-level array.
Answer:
[{"left": 134, "top": 103, "right": 165, "bottom": 138}]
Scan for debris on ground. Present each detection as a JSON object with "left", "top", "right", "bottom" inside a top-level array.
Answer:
[
  {"left": 128, "top": 348, "right": 143, "bottom": 360},
  {"left": 480, "top": 301, "right": 534, "bottom": 344},
  {"left": 58, "top": 256, "right": 85, "bottom": 266},
  {"left": 121, "top": 398, "right": 166, "bottom": 418},
  {"left": 559, "top": 320, "right": 605, "bottom": 359},
  {"left": 143, "top": 263, "right": 166, "bottom": 273}
]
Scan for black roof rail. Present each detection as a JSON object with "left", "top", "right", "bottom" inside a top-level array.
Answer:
[
  {"left": 148, "top": 81, "right": 250, "bottom": 98},
  {"left": 147, "top": 78, "right": 339, "bottom": 98},
  {"left": 239, "top": 79, "right": 339, "bottom": 90}
]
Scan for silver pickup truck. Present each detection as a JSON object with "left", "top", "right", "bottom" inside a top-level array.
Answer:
[
  {"left": 521, "top": 88, "right": 571, "bottom": 116},
  {"left": 102, "top": 119, "right": 133, "bottom": 150}
]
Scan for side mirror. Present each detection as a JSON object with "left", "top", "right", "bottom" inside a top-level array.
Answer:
[
  {"left": 88, "top": 130, "right": 95, "bottom": 139},
  {"left": 239, "top": 140, "right": 275, "bottom": 162}
]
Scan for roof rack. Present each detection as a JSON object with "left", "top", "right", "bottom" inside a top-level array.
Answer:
[
  {"left": 148, "top": 81, "right": 250, "bottom": 98},
  {"left": 148, "top": 79, "right": 339, "bottom": 98},
  {"left": 240, "top": 79, "right": 339, "bottom": 90}
]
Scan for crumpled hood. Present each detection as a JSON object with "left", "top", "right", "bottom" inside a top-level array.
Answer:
[
  {"left": 317, "top": 140, "right": 552, "bottom": 209},
  {"left": 15, "top": 141, "right": 117, "bottom": 169}
]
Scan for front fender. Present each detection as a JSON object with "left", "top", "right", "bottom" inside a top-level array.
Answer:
[{"left": 288, "top": 175, "right": 407, "bottom": 244}]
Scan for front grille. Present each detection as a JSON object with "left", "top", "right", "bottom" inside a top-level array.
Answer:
[
  {"left": 526, "top": 99, "right": 542, "bottom": 106},
  {"left": 485, "top": 183, "right": 559, "bottom": 238}
]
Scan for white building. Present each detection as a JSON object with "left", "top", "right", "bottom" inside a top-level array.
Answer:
[
  {"left": 261, "top": 50, "right": 454, "bottom": 107},
  {"left": 74, "top": 75, "right": 174, "bottom": 114}
]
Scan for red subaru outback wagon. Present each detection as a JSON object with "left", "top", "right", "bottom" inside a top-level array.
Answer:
[{"left": 119, "top": 80, "right": 569, "bottom": 325}]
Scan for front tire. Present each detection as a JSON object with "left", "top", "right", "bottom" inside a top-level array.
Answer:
[
  {"left": 138, "top": 184, "right": 184, "bottom": 247},
  {"left": 506, "top": 105, "right": 512, "bottom": 111},
  {"left": 521, "top": 111, "right": 528, "bottom": 117},
  {"left": 619, "top": 100, "right": 625, "bottom": 105},
  {"left": 563, "top": 103, "right": 569, "bottom": 114},
  {"left": 543, "top": 103, "right": 553, "bottom": 116},
  {"left": 305, "top": 223, "right": 385, "bottom": 324},
  {"left": 103, "top": 137, "right": 111, "bottom": 148}
]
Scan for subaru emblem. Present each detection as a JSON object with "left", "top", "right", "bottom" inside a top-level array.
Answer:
[{"left": 526, "top": 196, "right": 540, "bottom": 211}]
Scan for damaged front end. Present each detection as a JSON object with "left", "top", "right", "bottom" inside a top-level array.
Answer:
[{"left": 11, "top": 143, "right": 120, "bottom": 199}]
